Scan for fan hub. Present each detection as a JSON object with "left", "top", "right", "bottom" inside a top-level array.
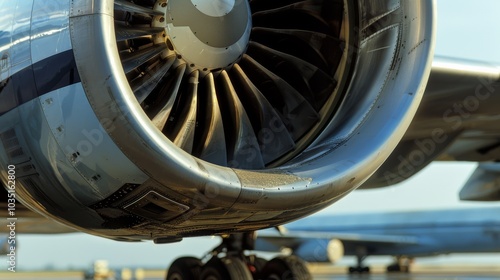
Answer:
[
  {"left": 191, "top": 0, "right": 235, "bottom": 17},
  {"left": 163, "top": 0, "right": 252, "bottom": 72}
]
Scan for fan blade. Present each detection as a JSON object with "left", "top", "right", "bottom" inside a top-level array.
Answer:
[
  {"left": 121, "top": 43, "right": 167, "bottom": 74},
  {"left": 251, "top": 27, "right": 344, "bottom": 74},
  {"left": 130, "top": 56, "right": 176, "bottom": 104},
  {"left": 250, "top": 0, "right": 303, "bottom": 13},
  {"left": 114, "top": 0, "right": 164, "bottom": 16},
  {"left": 113, "top": 0, "right": 351, "bottom": 170},
  {"left": 239, "top": 55, "right": 319, "bottom": 141},
  {"left": 165, "top": 71, "right": 199, "bottom": 153},
  {"left": 149, "top": 64, "right": 186, "bottom": 131},
  {"left": 247, "top": 41, "right": 337, "bottom": 110},
  {"left": 217, "top": 71, "right": 265, "bottom": 169},
  {"left": 115, "top": 23, "right": 164, "bottom": 42},
  {"left": 133, "top": 0, "right": 157, "bottom": 8},
  {"left": 229, "top": 64, "right": 295, "bottom": 164},
  {"left": 193, "top": 73, "right": 228, "bottom": 166},
  {"left": 251, "top": 1, "right": 336, "bottom": 36}
]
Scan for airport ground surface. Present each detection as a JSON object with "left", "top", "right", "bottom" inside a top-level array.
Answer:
[{"left": 1, "top": 265, "right": 500, "bottom": 280}]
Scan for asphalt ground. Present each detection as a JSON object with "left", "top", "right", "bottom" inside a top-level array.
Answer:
[{"left": 1, "top": 265, "right": 499, "bottom": 279}]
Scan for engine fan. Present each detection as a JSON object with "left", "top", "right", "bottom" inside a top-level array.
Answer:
[{"left": 0, "top": 0, "right": 435, "bottom": 241}]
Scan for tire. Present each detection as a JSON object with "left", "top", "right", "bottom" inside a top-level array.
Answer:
[
  {"left": 249, "top": 256, "right": 268, "bottom": 280},
  {"left": 387, "top": 263, "right": 401, "bottom": 273},
  {"left": 261, "top": 256, "right": 312, "bottom": 280},
  {"left": 166, "top": 257, "right": 202, "bottom": 280},
  {"left": 387, "top": 263, "right": 410, "bottom": 273},
  {"left": 254, "top": 257, "right": 267, "bottom": 271},
  {"left": 201, "top": 256, "right": 252, "bottom": 280}
]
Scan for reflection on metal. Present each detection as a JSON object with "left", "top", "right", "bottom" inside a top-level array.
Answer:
[{"left": 0, "top": 0, "right": 436, "bottom": 241}]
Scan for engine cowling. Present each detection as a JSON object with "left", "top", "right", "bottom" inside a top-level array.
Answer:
[
  {"left": 295, "top": 239, "right": 344, "bottom": 263},
  {"left": 0, "top": 0, "right": 435, "bottom": 242}
]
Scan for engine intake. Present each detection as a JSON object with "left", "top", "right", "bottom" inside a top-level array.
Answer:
[
  {"left": 295, "top": 239, "right": 344, "bottom": 263},
  {"left": 0, "top": 0, "right": 435, "bottom": 241}
]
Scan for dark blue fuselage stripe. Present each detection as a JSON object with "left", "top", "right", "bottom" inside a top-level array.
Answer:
[{"left": 0, "top": 50, "right": 81, "bottom": 116}]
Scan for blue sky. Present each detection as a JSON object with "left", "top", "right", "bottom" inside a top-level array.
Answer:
[{"left": 13, "top": 0, "right": 500, "bottom": 271}]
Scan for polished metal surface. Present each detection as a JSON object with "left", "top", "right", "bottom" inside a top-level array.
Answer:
[
  {"left": 71, "top": 0, "right": 434, "bottom": 239},
  {"left": 31, "top": 0, "right": 72, "bottom": 64},
  {"left": 10, "top": 0, "right": 33, "bottom": 72},
  {"left": 0, "top": 0, "right": 34, "bottom": 77},
  {"left": 39, "top": 85, "right": 149, "bottom": 204},
  {"left": 0, "top": 0, "right": 436, "bottom": 241},
  {"left": 0, "top": 1, "right": 16, "bottom": 80}
]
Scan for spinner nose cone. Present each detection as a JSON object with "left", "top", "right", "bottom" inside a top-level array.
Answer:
[
  {"left": 165, "top": 0, "right": 251, "bottom": 70},
  {"left": 192, "top": 0, "right": 235, "bottom": 17}
]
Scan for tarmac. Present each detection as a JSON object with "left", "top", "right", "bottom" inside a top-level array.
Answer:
[
  {"left": 310, "top": 264, "right": 500, "bottom": 280},
  {"left": 1, "top": 264, "right": 499, "bottom": 279}
]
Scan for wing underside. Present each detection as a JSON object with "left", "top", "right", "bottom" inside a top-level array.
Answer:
[{"left": 363, "top": 56, "right": 500, "bottom": 195}]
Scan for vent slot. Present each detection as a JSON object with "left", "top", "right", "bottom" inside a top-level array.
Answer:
[
  {"left": 16, "top": 161, "right": 37, "bottom": 177},
  {"left": 0, "top": 128, "right": 29, "bottom": 164},
  {"left": 142, "top": 202, "right": 168, "bottom": 215},
  {"left": 124, "top": 191, "right": 189, "bottom": 222}
]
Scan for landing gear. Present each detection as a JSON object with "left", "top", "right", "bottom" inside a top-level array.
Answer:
[
  {"left": 200, "top": 256, "right": 252, "bottom": 279},
  {"left": 166, "top": 257, "right": 202, "bottom": 280},
  {"left": 261, "top": 255, "right": 311, "bottom": 280},
  {"left": 166, "top": 233, "right": 313, "bottom": 280},
  {"left": 386, "top": 256, "right": 412, "bottom": 273},
  {"left": 348, "top": 255, "right": 370, "bottom": 274},
  {"left": 348, "top": 266, "right": 370, "bottom": 274},
  {"left": 346, "top": 255, "right": 414, "bottom": 274}
]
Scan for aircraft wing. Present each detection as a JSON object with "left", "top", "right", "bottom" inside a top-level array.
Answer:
[
  {"left": 363, "top": 57, "right": 500, "bottom": 198},
  {"left": 255, "top": 230, "right": 421, "bottom": 263}
]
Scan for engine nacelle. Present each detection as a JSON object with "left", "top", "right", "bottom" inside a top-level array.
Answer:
[
  {"left": 295, "top": 239, "right": 344, "bottom": 264},
  {"left": 0, "top": 0, "right": 435, "bottom": 242}
]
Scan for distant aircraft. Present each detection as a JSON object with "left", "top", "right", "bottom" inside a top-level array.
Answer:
[
  {"left": 256, "top": 207, "right": 500, "bottom": 273},
  {"left": 0, "top": 236, "right": 10, "bottom": 255},
  {"left": 1, "top": 0, "right": 500, "bottom": 279}
]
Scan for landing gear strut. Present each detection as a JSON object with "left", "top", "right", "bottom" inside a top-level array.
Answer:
[
  {"left": 166, "top": 232, "right": 312, "bottom": 280},
  {"left": 348, "top": 255, "right": 370, "bottom": 274},
  {"left": 386, "top": 256, "right": 413, "bottom": 273}
]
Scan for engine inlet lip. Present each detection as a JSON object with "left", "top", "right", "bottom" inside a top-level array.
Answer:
[
  {"left": 113, "top": 0, "right": 359, "bottom": 170},
  {"left": 71, "top": 0, "right": 436, "bottom": 215}
]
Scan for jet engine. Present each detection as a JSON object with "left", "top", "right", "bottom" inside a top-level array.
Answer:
[
  {"left": 295, "top": 239, "right": 344, "bottom": 263},
  {"left": 0, "top": 0, "right": 435, "bottom": 242}
]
